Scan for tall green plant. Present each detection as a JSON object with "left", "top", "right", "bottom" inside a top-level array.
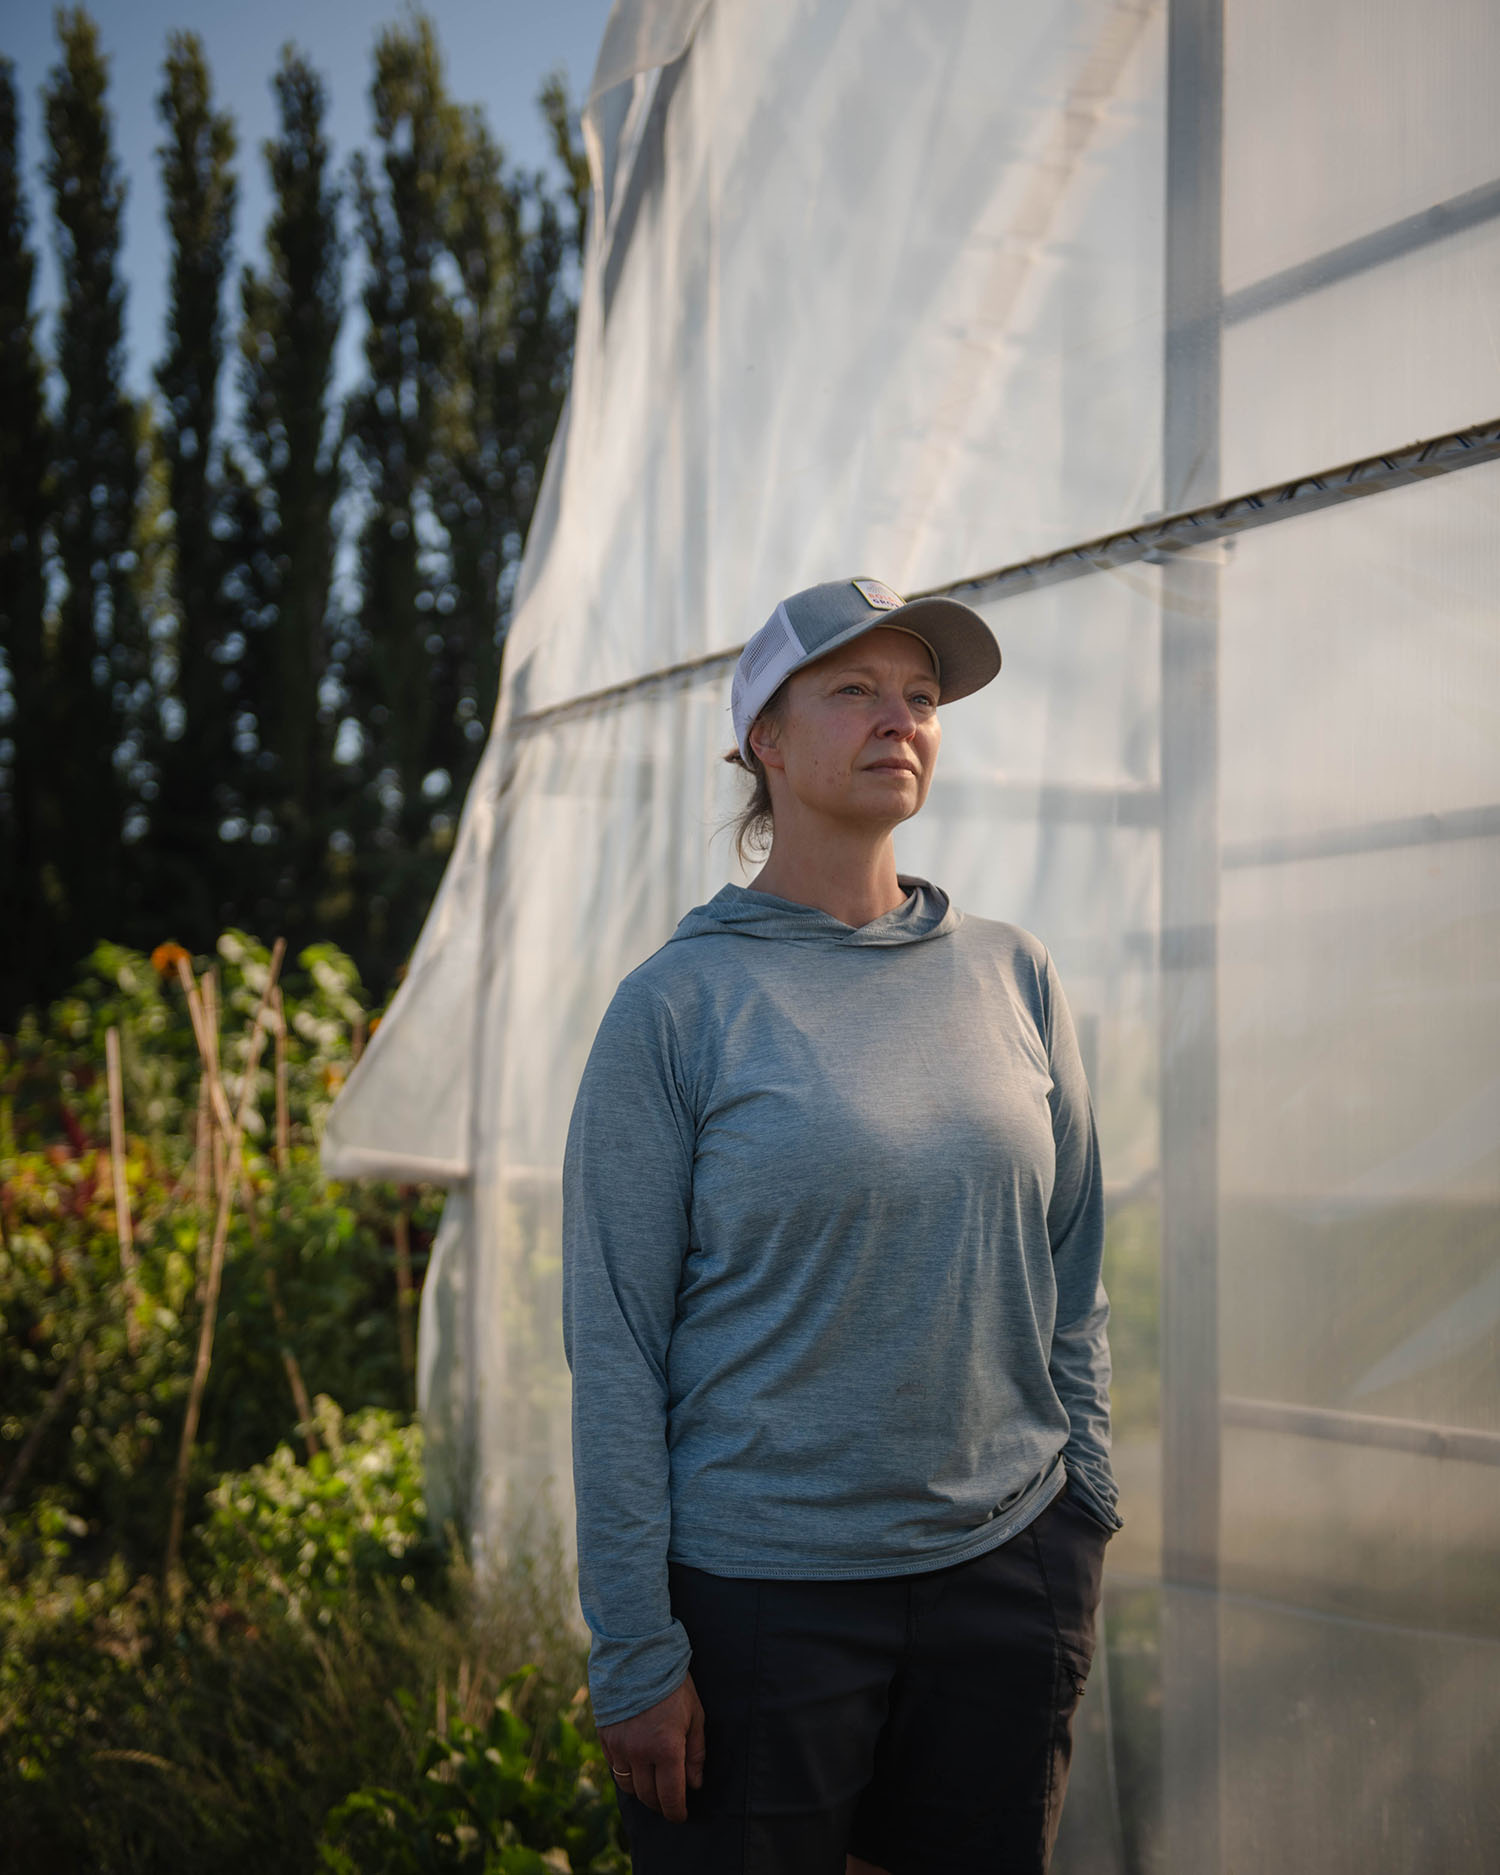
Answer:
[
  {"left": 0, "top": 933, "right": 440, "bottom": 1585},
  {"left": 147, "top": 31, "right": 240, "bottom": 943},
  {"left": 0, "top": 60, "right": 54, "bottom": 1027},
  {"left": 339, "top": 21, "right": 581, "bottom": 992},
  {"left": 42, "top": 9, "right": 147, "bottom": 965},
  {"left": 319, "top": 1669, "right": 627, "bottom": 1875},
  {"left": 229, "top": 46, "right": 345, "bottom": 947},
  {"left": 2, "top": 16, "right": 583, "bottom": 1026},
  {"left": 344, "top": 17, "right": 465, "bottom": 865}
]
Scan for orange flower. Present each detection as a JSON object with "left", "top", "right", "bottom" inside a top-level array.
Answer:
[
  {"left": 151, "top": 941, "right": 190, "bottom": 977},
  {"left": 367, "top": 1015, "right": 381, "bottom": 1036}
]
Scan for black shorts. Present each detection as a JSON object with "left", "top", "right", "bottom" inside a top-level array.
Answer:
[{"left": 617, "top": 1483, "right": 1111, "bottom": 1875}]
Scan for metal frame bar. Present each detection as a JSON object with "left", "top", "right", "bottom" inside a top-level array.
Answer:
[
  {"left": 508, "top": 416, "right": 1500, "bottom": 738},
  {"left": 1221, "top": 1397, "right": 1500, "bottom": 1467},
  {"left": 1223, "top": 177, "right": 1500, "bottom": 326},
  {"left": 1159, "top": 8, "right": 1224, "bottom": 1872},
  {"left": 926, "top": 417, "right": 1500, "bottom": 605},
  {"left": 1222, "top": 801, "right": 1500, "bottom": 869}
]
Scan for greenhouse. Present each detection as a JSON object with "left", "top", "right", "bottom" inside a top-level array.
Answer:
[{"left": 324, "top": 0, "right": 1500, "bottom": 1867}]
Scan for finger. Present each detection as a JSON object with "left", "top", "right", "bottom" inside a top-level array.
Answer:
[
  {"left": 648, "top": 1747, "right": 686, "bottom": 1822},
  {"left": 634, "top": 1755, "right": 663, "bottom": 1816},
  {"left": 655, "top": 1740, "right": 688, "bottom": 1825},
  {"left": 685, "top": 1698, "right": 707, "bottom": 1790}
]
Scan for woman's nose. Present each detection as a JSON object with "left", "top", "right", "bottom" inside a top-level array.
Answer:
[{"left": 875, "top": 696, "right": 919, "bottom": 737}]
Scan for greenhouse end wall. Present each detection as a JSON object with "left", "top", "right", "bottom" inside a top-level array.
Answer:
[{"left": 324, "top": 2, "right": 1500, "bottom": 1868}]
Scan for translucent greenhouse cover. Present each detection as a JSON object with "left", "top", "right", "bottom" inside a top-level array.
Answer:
[{"left": 324, "top": 1, "right": 1500, "bottom": 1866}]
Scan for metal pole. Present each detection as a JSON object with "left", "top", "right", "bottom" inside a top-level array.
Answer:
[{"left": 1161, "top": 0, "right": 1223, "bottom": 1869}]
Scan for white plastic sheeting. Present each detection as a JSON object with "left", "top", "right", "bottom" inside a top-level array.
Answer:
[{"left": 324, "top": 1, "right": 1500, "bottom": 1867}]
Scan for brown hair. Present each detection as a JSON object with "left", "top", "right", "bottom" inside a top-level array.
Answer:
[{"left": 721, "top": 682, "right": 789, "bottom": 867}]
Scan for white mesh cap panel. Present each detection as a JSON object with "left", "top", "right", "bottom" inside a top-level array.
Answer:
[{"left": 730, "top": 602, "right": 804, "bottom": 757}]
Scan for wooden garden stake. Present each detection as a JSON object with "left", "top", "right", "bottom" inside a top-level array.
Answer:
[
  {"left": 104, "top": 1027, "right": 142, "bottom": 1352},
  {"left": 164, "top": 940, "right": 285, "bottom": 1601},
  {"left": 174, "top": 943, "right": 313, "bottom": 1447},
  {"left": 205, "top": 971, "right": 228, "bottom": 1200},
  {"left": 272, "top": 985, "right": 289, "bottom": 1172},
  {"left": 174, "top": 954, "right": 235, "bottom": 1136},
  {"left": 194, "top": 1073, "right": 211, "bottom": 1304},
  {"left": 176, "top": 956, "right": 228, "bottom": 1306}
]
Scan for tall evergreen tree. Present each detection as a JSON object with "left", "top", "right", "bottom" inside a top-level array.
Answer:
[
  {"left": 539, "top": 72, "right": 590, "bottom": 269},
  {"left": 341, "top": 20, "right": 581, "bottom": 987},
  {"left": 43, "top": 7, "right": 146, "bottom": 963},
  {"left": 432, "top": 111, "right": 511, "bottom": 782},
  {"left": 230, "top": 46, "right": 343, "bottom": 947},
  {"left": 149, "top": 30, "right": 239, "bottom": 941},
  {"left": 439, "top": 110, "right": 574, "bottom": 753},
  {"left": 0, "top": 60, "right": 56, "bottom": 1024},
  {"left": 341, "top": 17, "right": 467, "bottom": 972}
]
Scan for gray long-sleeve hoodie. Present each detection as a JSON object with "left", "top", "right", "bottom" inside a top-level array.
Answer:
[{"left": 561, "top": 877, "right": 1118, "bottom": 1726}]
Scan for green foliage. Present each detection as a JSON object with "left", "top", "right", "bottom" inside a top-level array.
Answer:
[
  {"left": 320, "top": 1670, "right": 628, "bottom": 1875},
  {"left": 229, "top": 45, "right": 346, "bottom": 948},
  {"left": 41, "top": 9, "right": 148, "bottom": 961},
  {"left": 202, "top": 1397, "right": 443, "bottom": 1620},
  {"left": 539, "top": 73, "right": 589, "bottom": 267},
  {"left": 0, "top": 932, "right": 440, "bottom": 1588},
  {"left": 0, "top": 59, "right": 53, "bottom": 1027},
  {"left": 147, "top": 30, "right": 241, "bottom": 941},
  {"left": 0, "top": 928, "right": 609, "bottom": 1875},
  {"left": 338, "top": 14, "right": 582, "bottom": 987},
  {"left": 0, "top": 14, "right": 587, "bottom": 1029},
  {"left": 0, "top": 1545, "right": 594, "bottom": 1875}
]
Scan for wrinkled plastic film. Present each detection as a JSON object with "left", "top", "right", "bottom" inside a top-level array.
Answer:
[{"left": 325, "top": 1, "right": 1500, "bottom": 1867}]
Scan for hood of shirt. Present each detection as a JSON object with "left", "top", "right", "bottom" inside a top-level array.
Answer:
[{"left": 666, "top": 875, "right": 961, "bottom": 949}]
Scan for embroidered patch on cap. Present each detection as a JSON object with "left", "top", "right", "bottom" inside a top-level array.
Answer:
[{"left": 851, "top": 578, "right": 902, "bottom": 610}]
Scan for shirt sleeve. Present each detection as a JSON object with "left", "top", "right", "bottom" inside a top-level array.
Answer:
[
  {"left": 561, "top": 974, "right": 697, "bottom": 1724},
  {"left": 1040, "top": 948, "right": 1123, "bottom": 1532}
]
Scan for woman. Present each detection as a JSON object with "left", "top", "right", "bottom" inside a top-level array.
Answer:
[{"left": 562, "top": 577, "right": 1120, "bottom": 1875}]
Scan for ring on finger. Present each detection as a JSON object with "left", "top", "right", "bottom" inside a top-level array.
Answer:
[{"left": 610, "top": 1764, "right": 634, "bottom": 1782}]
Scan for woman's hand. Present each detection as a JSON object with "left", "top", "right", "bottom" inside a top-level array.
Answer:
[{"left": 598, "top": 1671, "right": 707, "bottom": 1822}]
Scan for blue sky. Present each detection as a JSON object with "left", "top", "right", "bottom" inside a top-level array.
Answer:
[{"left": 2, "top": 0, "right": 615, "bottom": 395}]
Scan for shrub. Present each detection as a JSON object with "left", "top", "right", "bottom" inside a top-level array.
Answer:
[
  {"left": 320, "top": 1669, "right": 628, "bottom": 1874},
  {"left": 201, "top": 1396, "right": 444, "bottom": 1620},
  {"left": 0, "top": 934, "right": 442, "bottom": 1587},
  {"left": 0, "top": 935, "right": 610, "bottom": 1874}
]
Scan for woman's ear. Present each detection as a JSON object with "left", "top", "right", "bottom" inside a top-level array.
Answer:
[{"left": 749, "top": 715, "right": 784, "bottom": 771}]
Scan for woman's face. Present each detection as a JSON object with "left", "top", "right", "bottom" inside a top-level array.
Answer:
[{"left": 751, "top": 626, "right": 943, "bottom": 832}]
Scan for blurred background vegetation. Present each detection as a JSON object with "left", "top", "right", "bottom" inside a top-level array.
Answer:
[
  {"left": 0, "top": 9, "right": 626, "bottom": 1867},
  {"left": 0, "top": 933, "right": 623, "bottom": 1871},
  {"left": 0, "top": 6, "right": 588, "bottom": 1031}
]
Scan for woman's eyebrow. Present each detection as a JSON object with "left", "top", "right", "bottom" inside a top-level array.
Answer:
[{"left": 824, "top": 661, "right": 940, "bottom": 687}]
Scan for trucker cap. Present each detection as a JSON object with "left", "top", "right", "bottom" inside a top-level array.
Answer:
[{"left": 731, "top": 577, "right": 1001, "bottom": 761}]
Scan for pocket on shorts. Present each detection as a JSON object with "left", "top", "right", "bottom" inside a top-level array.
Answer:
[
  {"left": 1058, "top": 1481, "right": 1117, "bottom": 1541},
  {"left": 1032, "top": 1489, "right": 1108, "bottom": 1682}
]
